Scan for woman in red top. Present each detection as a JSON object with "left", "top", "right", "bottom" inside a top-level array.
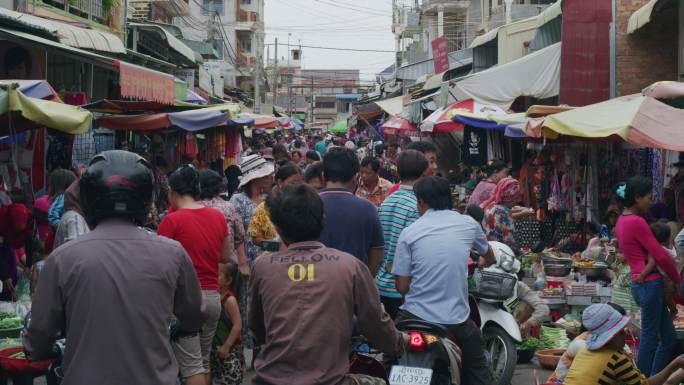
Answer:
[
  {"left": 158, "top": 165, "right": 230, "bottom": 385},
  {"left": 614, "top": 176, "right": 681, "bottom": 377}
]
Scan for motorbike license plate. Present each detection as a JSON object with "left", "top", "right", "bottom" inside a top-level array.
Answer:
[{"left": 388, "top": 365, "right": 433, "bottom": 385}]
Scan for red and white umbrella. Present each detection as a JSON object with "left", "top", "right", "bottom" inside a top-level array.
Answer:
[
  {"left": 420, "top": 99, "right": 507, "bottom": 133},
  {"left": 381, "top": 115, "right": 417, "bottom": 136}
]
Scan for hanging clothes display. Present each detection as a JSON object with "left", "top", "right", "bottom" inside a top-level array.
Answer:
[
  {"left": 462, "top": 126, "right": 488, "bottom": 166},
  {"left": 72, "top": 128, "right": 96, "bottom": 169},
  {"left": 46, "top": 133, "right": 71, "bottom": 172}
]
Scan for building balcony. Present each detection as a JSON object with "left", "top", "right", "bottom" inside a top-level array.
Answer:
[
  {"left": 235, "top": 5, "right": 258, "bottom": 30},
  {"left": 41, "top": 0, "right": 109, "bottom": 24},
  {"left": 237, "top": 51, "right": 255, "bottom": 68},
  {"left": 152, "top": 0, "right": 190, "bottom": 17}
]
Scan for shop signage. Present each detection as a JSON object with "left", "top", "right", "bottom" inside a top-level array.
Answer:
[
  {"left": 174, "top": 69, "right": 195, "bottom": 89},
  {"left": 431, "top": 36, "right": 449, "bottom": 74}
]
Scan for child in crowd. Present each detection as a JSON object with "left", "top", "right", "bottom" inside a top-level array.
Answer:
[
  {"left": 210, "top": 263, "right": 244, "bottom": 385},
  {"left": 611, "top": 252, "right": 641, "bottom": 332},
  {"left": 637, "top": 221, "right": 677, "bottom": 314},
  {"left": 564, "top": 303, "right": 684, "bottom": 385}
]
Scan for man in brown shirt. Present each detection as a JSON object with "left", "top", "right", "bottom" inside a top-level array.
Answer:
[
  {"left": 250, "top": 184, "right": 406, "bottom": 385},
  {"left": 23, "top": 150, "right": 204, "bottom": 385},
  {"left": 356, "top": 156, "right": 393, "bottom": 207}
]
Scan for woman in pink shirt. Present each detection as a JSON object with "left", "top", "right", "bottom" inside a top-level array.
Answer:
[{"left": 614, "top": 176, "right": 681, "bottom": 377}]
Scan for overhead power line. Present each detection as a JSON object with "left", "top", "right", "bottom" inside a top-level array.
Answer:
[{"left": 264, "top": 43, "right": 394, "bottom": 53}]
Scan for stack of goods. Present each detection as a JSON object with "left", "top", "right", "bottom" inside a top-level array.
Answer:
[
  {"left": 674, "top": 305, "right": 684, "bottom": 330},
  {"left": 570, "top": 283, "right": 598, "bottom": 296}
]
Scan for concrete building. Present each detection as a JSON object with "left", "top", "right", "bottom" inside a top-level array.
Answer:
[
  {"left": 392, "top": 0, "right": 554, "bottom": 84},
  {"left": 265, "top": 46, "right": 366, "bottom": 126},
  {"left": 168, "top": 0, "right": 264, "bottom": 93}
]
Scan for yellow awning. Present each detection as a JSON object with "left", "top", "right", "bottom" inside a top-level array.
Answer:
[
  {"left": 1, "top": 85, "right": 92, "bottom": 134},
  {"left": 628, "top": 0, "right": 660, "bottom": 34},
  {"left": 542, "top": 94, "right": 644, "bottom": 139}
]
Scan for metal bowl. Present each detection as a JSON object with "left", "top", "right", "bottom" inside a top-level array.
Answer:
[
  {"left": 542, "top": 255, "right": 573, "bottom": 267},
  {"left": 577, "top": 266, "right": 607, "bottom": 279},
  {"left": 544, "top": 264, "right": 571, "bottom": 277}
]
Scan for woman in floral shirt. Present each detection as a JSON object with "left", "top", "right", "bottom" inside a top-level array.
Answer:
[
  {"left": 198, "top": 170, "right": 249, "bottom": 277},
  {"left": 483, "top": 177, "right": 522, "bottom": 250},
  {"left": 228, "top": 155, "right": 274, "bottom": 347}
]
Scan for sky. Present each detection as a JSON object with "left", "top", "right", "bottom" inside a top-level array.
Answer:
[{"left": 264, "top": 0, "right": 396, "bottom": 82}]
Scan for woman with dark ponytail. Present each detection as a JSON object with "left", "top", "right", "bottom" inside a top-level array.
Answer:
[
  {"left": 158, "top": 165, "right": 231, "bottom": 385},
  {"left": 614, "top": 176, "right": 681, "bottom": 376}
]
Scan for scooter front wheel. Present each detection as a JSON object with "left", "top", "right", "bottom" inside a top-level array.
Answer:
[{"left": 483, "top": 325, "right": 517, "bottom": 385}]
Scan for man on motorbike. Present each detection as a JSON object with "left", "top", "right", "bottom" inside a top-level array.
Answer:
[
  {"left": 249, "top": 184, "right": 408, "bottom": 385},
  {"left": 393, "top": 176, "right": 495, "bottom": 385},
  {"left": 23, "top": 150, "right": 204, "bottom": 385}
]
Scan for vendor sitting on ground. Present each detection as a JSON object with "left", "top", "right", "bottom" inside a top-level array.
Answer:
[
  {"left": 488, "top": 242, "right": 549, "bottom": 337},
  {"left": 564, "top": 303, "right": 684, "bottom": 385}
]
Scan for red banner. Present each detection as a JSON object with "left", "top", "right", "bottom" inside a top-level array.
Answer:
[
  {"left": 431, "top": 36, "right": 449, "bottom": 74},
  {"left": 114, "top": 60, "right": 175, "bottom": 105}
]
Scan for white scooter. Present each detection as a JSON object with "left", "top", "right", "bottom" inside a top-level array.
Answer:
[{"left": 472, "top": 242, "right": 525, "bottom": 385}]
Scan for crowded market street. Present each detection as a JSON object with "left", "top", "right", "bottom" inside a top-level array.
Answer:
[{"left": 3, "top": 0, "right": 684, "bottom": 385}]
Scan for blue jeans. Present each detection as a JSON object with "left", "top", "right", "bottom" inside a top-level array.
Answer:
[{"left": 632, "top": 278, "right": 676, "bottom": 376}]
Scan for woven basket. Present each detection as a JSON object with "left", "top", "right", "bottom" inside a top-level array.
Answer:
[{"left": 535, "top": 348, "right": 566, "bottom": 370}]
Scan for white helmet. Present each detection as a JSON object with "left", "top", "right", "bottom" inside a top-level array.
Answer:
[{"left": 487, "top": 241, "right": 521, "bottom": 275}]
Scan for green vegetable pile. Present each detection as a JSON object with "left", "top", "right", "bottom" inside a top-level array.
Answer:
[
  {"left": 541, "top": 326, "right": 570, "bottom": 349},
  {"left": 0, "top": 313, "right": 22, "bottom": 330},
  {"left": 517, "top": 337, "right": 542, "bottom": 350},
  {"left": 0, "top": 338, "right": 21, "bottom": 348}
]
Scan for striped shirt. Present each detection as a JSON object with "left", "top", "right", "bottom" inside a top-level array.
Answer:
[
  {"left": 375, "top": 186, "right": 419, "bottom": 298},
  {"left": 564, "top": 348, "right": 647, "bottom": 385}
]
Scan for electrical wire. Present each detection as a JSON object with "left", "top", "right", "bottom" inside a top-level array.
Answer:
[
  {"left": 264, "top": 43, "right": 394, "bottom": 53},
  {"left": 314, "top": 0, "right": 391, "bottom": 17}
]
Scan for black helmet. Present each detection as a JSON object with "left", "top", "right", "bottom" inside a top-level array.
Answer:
[{"left": 80, "top": 150, "right": 154, "bottom": 227}]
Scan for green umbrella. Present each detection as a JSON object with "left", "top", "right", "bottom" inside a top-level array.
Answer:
[{"left": 330, "top": 120, "right": 348, "bottom": 133}]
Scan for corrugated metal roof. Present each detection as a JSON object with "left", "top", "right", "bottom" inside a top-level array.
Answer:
[
  {"left": 498, "top": 16, "right": 538, "bottom": 65},
  {"left": 0, "top": 26, "right": 114, "bottom": 67},
  {"left": 530, "top": 16, "right": 561, "bottom": 53},
  {"left": 536, "top": 0, "right": 562, "bottom": 27},
  {"left": 627, "top": 0, "right": 677, "bottom": 34},
  {"left": 181, "top": 39, "right": 218, "bottom": 59},
  {"left": 0, "top": 8, "right": 125, "bottom": 53},
  {"left": 470, "top": 27, "right": 500, "bottom": 48},
  {"left": 129, "top": 23, "right": 196, "bottom": 63}
]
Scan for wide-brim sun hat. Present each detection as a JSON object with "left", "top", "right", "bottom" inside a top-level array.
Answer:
[
  {"left": 582, "top": 303, "right": 631, "bottom": 351},
  {"left": 238, "top": 154, "right": 275, "bottom": 188}
]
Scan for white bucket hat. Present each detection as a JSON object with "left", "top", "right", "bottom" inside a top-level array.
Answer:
[{"left": 238, "top": 155, "right": 275, "bottom": 188}]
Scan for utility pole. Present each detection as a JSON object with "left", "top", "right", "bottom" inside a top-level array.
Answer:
[
  {"left": 309, "top": 76, "right": 314, "bottom": 124},
  {"left": 254, "top": 32, "right": 261, "bottom": 113},
  {"left": 274, "top": 37, "right": 278, "bottom": 108},
  {"left": 254, "top": 55, "right": 261, "bottom": 113}
]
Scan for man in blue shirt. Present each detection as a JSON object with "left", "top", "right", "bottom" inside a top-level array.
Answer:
[
  {"left": 393, "top": 176, "right": 495, "bottom": 385},
  {"left": 319, "top": 147, "right": 384, "bottom": 275},
  {"left": 376, "top": 150, "right": 428, "bottom": 319}
]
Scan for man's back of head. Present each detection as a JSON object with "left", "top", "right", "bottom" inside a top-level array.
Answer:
[
  {"left": 396, "top": 149, "right": 428, "bottom": 183},
  {"left": 414, "top": 176, "right": 453, "bottom": 212},
  {"left": 323, "top": 147, "right": 360, "bottom": 187}
]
